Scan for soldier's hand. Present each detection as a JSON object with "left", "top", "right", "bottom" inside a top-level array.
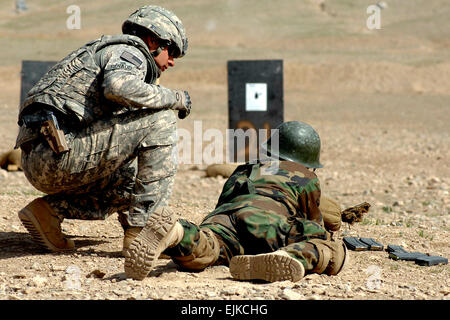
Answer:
[{"left": 175, "top": 90, "right": 191, "bottom": 119}]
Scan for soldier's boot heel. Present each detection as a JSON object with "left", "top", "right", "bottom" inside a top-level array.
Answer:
[
  {"left": 122, "top": 227, "right": 143, "bottom": 256},
  {"left": 18, "top": 198, "right": 75, "bottom": 252},
  {"left": 229, "top": 250, "right": 305, "bottom": 283},
  {"left": 124, "top": 207, "right": 182, "bottom": 280},
  {"left": 308, "top": 239, "right": 349, "bottom": 275}
]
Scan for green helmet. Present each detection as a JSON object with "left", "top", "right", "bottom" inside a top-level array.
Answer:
[
  {"left": 262, "top": 121, "right": 323, "bottom": 168},
  {"left": 122, "top": 5, "right": 188, "bottom": 58}
]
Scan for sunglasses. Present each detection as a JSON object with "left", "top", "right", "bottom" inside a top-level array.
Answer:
[{"left": 161, "top": 41, "right": 179, "bottom": 57}]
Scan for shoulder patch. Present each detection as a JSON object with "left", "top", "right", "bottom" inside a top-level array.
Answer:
[{"left": 120, "top": 50, "right": 143, "bottom": 67}]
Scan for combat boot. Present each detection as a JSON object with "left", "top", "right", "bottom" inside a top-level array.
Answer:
[
  {"left": 122, "top": 227, "right": 143, "bottom": 256},
  {"left": 308, "top": 239, "right": 348, "bottom": 276},
  {"left": 124, "top": 207, "right": 183, "bottom": 280},
  {"left": 18, "top": 198, "right": 75, "bottom": 252},
  {"left": 122, "top": 227, "right": 172, "bottom": 258},
  {"left": 229, "top": 250, "right": 306, "bottom": 283}
]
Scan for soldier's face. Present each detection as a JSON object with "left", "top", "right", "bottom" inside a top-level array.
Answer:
[
  {"left": 153, "top": 47, "right": 175, "bottom": 72},
  {"left": 144, "top": 35, "right": 175, "bottom": 72}
]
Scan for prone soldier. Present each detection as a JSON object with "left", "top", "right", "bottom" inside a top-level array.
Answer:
[{"left": 124, "top": 121, "right": 349, "bottom": 282}]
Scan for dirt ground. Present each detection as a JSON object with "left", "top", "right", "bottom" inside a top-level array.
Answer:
[{"left": 0, "top": 0, "right": 449, "bottom": 302}]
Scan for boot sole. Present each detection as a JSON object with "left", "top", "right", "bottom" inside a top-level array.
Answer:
[
  {"left": 124, "top": 209, "right": 175, "bottom": 280},
  {"left": 18, "top": 208, "right": 71, "bottom": 252},
  {"left": 229, "top": 253, "right": 305, "bottom": 283}
]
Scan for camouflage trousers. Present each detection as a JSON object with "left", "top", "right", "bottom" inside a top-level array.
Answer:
[
  {"left": 165, "top": 197, "right": 330, "bottom": 272},
  {"left": 21, "top": 109, "right": 178, "bottom": 229}
]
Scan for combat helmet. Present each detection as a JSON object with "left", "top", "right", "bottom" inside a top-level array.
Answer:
[
  {"left": 122, "top": 5, "right": 188, "bottom": 58},
  {"left": 262, "top": 121, "right": 323, "bottom": 168}
]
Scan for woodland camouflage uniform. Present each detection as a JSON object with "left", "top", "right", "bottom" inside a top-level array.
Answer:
[
  {"left": 165, "top": 160, "right": 328, "bottom": 272},
  {"left": 124, "top": 121, "right": 350, "bottom": 282}
]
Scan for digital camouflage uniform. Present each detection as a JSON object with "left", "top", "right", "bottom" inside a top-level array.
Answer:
[
  {"left": 165, "top": 160, "right": 330, "bottom": 272},
  {"left": 16, "top": 34, "right": 184, "bottom": 230}
]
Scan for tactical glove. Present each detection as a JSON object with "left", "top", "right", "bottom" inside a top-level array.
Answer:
[
  {"left": 341, "top": 202, "right": 371, "bottom": 224},
  {"left": 173, "top": 90, "right": 192, "bottom": 119}
]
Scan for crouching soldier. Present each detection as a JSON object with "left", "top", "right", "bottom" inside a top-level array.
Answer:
[{"left": 15, "top": 5, "right": 190, "bottom": 254}]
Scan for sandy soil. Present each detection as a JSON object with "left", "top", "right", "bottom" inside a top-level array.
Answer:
[
  {"left": 0, "top": 0, "right": 448, "bottom": 303},
  {"left": 0, "top": 90, "right": 448, "bottom": 301}
]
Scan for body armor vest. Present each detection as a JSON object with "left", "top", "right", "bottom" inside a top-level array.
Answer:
[{"left": 19, "top": 34, "right": 158, "bottom": 125}]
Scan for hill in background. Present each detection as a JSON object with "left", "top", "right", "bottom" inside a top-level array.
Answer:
[{"left": 0, "top": 0, "right": 449, "bottom": 148}]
